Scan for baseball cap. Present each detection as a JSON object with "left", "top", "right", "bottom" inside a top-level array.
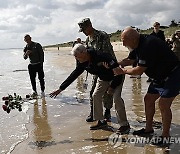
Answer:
[{"left": 78, "top": 18, "right": 92, "bottom": 32}]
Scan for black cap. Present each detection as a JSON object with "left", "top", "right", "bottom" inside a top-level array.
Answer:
[{"left": 78, "top": 18, "right": 92, "bottom": 32}]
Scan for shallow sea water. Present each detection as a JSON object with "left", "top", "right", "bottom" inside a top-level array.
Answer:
[{"left": 0, "top": 49, "right": 180, "bottom": 154}]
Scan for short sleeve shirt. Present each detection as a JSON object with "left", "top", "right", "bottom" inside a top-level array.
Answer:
[{"left": 130, "top": 35, "right": 179, "bottom": 81}]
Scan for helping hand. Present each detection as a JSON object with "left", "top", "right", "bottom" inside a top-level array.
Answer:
[{"left": 113, "top": 67, "right": 125, "bottom": 75}]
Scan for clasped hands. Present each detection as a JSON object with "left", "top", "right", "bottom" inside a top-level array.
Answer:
[{"left": 25, "top": 50, "right": 32, "bottom": 56}]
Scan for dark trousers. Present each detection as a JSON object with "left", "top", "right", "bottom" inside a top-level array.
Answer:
[{"left": 28, "top": 63, "right": 45, "bottom": 93}]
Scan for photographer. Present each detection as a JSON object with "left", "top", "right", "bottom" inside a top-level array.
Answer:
[{"left": 171, "top": 30, "right": 180, "bottom": 61}]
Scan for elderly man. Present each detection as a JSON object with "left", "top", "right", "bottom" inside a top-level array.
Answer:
[
  {"left": 78, "top": 18, "right": 115, "bottom": 122},
  {"left": 114, "top": 27, "right": 180, "bottom": 143},
  {"left": 50, "top": 44, "right": 130, "bottom": 134}
]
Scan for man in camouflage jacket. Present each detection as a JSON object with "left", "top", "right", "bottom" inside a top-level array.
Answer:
[{"left": 78, "top": 18, "right": 120, "bottom": 122}]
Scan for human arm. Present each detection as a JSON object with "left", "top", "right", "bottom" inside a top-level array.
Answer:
[
  {"left": 49, "top": 63, "right": 85, "bottom": 98},
  {"left": 118, "top": 58, "right": 135, "bottom": 67},
  {"left": 113, "top": 65, "right": 147, "bottom": 76},
  {"left": 23, "top": 49, "right": 32, "bottom": 59},
  {"left": 49, "top": 89, "right": 63, "bottom": 98},
  {"left": 95, "top": 31, "right": 116, "bottom": 58},
  {"left": 161, "top": 31, "right": 165, "bottom": 42},
  {"left": 36, "top": 43, "right": 44, "bottom": 63}
]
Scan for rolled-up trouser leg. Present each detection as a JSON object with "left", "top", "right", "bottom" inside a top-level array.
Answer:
[{"left": 93, "top": 79, "right": 109, "bottom": 120}]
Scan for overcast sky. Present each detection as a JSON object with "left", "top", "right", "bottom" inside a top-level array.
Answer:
[{"left": 0, "top": 0, "right": 179, "bottom": 48}]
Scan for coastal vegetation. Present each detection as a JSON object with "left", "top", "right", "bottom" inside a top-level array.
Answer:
[{"left": 44, "top": 20, "right": 180, "bottom": 48}]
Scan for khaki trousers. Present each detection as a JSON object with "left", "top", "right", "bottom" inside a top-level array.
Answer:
[{"left": 93, "top": 77, "right": 129, "bottom": 126}]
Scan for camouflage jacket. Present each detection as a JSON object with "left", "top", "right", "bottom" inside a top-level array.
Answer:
[
  {"left": 86, "top": 29, "right": 116, "bottom": 59},
  {"left": 171, "top": 34, "right": 180, "bottom": 53}
]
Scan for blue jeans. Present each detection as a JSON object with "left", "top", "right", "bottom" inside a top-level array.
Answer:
[{"left": 148, "top": 67, "right": 180, "bottom": 98}]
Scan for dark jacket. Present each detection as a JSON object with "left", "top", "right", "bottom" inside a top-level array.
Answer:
[
  {"left": 24, "top": 41, "right": 44, "bottom": 64},
  {"left": 150, "top": 30, "right": 165, "bottom": 41},
  {"left": 59, "top": 49, "right": 123, "bottom": 90}
]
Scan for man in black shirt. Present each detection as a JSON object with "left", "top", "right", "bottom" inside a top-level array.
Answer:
[
  {"left": 146, "top": 22, "right": 166, "bottom": 82},
  {"left": 50, "top": 44, "right": 130, "bottom": 134},
  {"left": 114, "top": 27, "right": 180, "bottom": 142},
  {"left": 150, "top": 22, "right": 165, "bottom": 41},
  {"left": 23, "top": 34, "right": 45, "bottom": 97}
]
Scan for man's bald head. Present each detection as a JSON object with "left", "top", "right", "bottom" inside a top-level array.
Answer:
[{"left": 121, "top": 27, "right": 140, "bottom": 50}]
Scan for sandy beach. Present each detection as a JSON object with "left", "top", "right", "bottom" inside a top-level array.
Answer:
[{"left": 8, "top": 42, "right": 180, "bottom": 154}]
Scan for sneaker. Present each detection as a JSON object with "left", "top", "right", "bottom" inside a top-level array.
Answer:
[
  {"left": 31, "top": 91, "right": 38, "bottom": 98},
  {"left": 130, "top": 75, "right": 137, "bottom": 78},
  {"left": 133, "top": 128, "right": 154, "bottom": 135},
  {"left": 90, "top": 120, "right": 107, "bottom": 130},
  {"left": 146, "top": 78, "right": 152, "bottom": 82},
  {"left": 86, "top": 115, "right": 95, "bottom": 122},
  {"left": 130, "top": 75, "right": 141, "bottom": 79},
  {"left": 41, "top": 91, "right": 45, "bottom": 98},
  {"left": 104, "top": 109, "right": 111, "bottom": 122},
  {"left": 136, "top": 75, "right": 141, "bottom": 79},
  {"left": 116, "top": 125, "right": 130, "bottom": 134}
]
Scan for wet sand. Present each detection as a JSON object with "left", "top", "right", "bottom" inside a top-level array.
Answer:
[{"left": 11, "top": 42, "right": 180, "bottom": 154}]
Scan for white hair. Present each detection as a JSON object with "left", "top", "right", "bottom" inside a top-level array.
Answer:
[{"left": 71, "top": 43, "right": 86, "bottom": 55}]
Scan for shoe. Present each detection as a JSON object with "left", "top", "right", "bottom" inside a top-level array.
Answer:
[
  {"left": 133, "top": 128, "right": 154, "bottom": 135},
  {"left": 31, "top": 91, "right": 38, "bottom": 98},
  {"left": 130, "top": 75, "right": 137, "bottom": 78},
  {"left": 104, "top": 109, "right": 111, "bottom": 122},
  {"left": 116, "top": 125, "right": 130, "bottom": 134},
  {"left": 86, "top": 115, "right": 95, "bottom": 122},
  {"left": 146, "top": 78, "right": 152, "bottom": 82},
  {"left": 90, "top": 120, "right": 107, "bottom": 130},
  {"left": 137, "top": 75, "right": 141, "bottom": 79},
  {"left": 41, "top": 91, "right": 45, "bottom": 98}
]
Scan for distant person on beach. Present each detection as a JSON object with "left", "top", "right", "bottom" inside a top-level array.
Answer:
[
  {"left": 147, "top": 22, "right": 166, "bottom": 82},
  {"left": 23, "top": 34, "right": 45, "bottom": 97},
  {"left": 171, "top": 30, "right": 180, "bottom": 61},
  {"left": 72, "top": 37, "right": 82, "bottom": 47},
  {"left": 150, "top": 22, "right": 165, "bottom": 41},
  {"left": 50, "top": 44, "right": 130, "bottom": 134},
  {"left": 78, "top": 18, "right": 115, "bottom": 122},
  {"left": 113, "top": 27, "right": 180, "bottom": 143}
]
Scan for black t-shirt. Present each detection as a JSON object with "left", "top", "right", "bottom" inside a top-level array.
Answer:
[{"left": 128, "top": 34, "right": 179, "bottom": 81}]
